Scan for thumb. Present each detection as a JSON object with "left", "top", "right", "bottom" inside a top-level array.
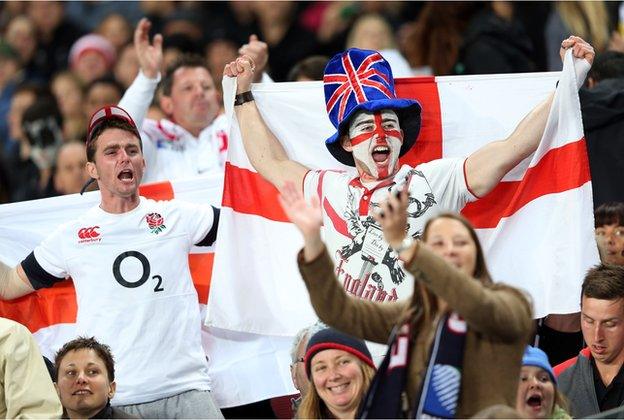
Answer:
[{"left": 249, "top": 34, "right": 258, "bottom": 43}]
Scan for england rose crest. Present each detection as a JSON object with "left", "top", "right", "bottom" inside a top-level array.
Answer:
[{"left": 145, "top": 212, "right": 166, "bottom": 234}]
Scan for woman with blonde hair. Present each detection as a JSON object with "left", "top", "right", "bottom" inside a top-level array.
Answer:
[{"left": 296, "top": 328, "right": 376, "bottom": 419}]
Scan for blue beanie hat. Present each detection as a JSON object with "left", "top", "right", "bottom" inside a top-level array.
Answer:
[
  {"left": 522, "top": 346, "right": 556, "bottom": 384},
  {"left": 304, "top": 327, "right": 374, "bottom": 378}
]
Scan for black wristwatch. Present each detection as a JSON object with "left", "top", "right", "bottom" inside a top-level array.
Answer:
[{"left": 234, "top": 91, "right": 254, "bottom": 106}]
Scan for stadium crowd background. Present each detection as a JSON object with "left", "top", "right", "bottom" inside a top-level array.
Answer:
[
  {"left": 1, "top": 1, "right": 624, "bottom": 418},
  {"left": 0, "top": 0, "right": 623, "bottom": 204}
]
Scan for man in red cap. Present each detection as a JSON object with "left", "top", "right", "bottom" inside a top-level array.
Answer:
[
  {"left": 0, "top": 105, "right": 222, "bottom": 418},
  {"left": 225, "top": 36, "right": 595, "bottom": 302}
]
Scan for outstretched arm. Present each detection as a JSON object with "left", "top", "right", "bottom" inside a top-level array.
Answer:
[
  {"left": 0, "top": 261, "right": 34, "bottom": 300},
  {"left": 118, "top": 18, "right": 163, "bottom": 128},
  {"left": 464, "top": 36, "right": 595, "bottom": 197},
  {"left": 225, "top": 56, "right": 309, "bottom": 193}
]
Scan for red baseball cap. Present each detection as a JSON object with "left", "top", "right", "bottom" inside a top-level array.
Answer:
[{"left": 86, "top": 105, "right": 141, "bottom": 147}]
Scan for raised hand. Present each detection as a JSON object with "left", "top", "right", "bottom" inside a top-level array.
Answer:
[
  {"left": 278, "top": 181, "right": 322, "bottom": 239},
  {"left": 372, "top": 188, "right": 409, "bottom": 251},
  {"left": 560, "top": 35, "right": 595, "bottom": 65},
  {"left": 134, "top": 18, "right": 163, "bottom": 79},
  {"left": 238, "top": 34, "right": 268, "bottom": 82},
  {"left": 224, "top": 55, "right": 255, "bottom": 94}
]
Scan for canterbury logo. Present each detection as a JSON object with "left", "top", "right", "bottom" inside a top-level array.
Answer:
[{"left": 78, "top": 226, "right": 100, "bottom": 239}]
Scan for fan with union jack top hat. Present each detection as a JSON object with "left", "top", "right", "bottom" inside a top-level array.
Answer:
[{"left": 323, "top": 48, "right": 422, "bottom": 166}]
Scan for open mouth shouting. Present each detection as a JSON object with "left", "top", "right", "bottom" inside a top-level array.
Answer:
[
  {"left": 525, "top": 392, "right": 544, "bottom": 412},
  {"left": 117, "top": 168, "right": 135, "bottom": 184}
]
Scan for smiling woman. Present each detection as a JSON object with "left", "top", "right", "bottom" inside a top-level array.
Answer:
[
  {"left": 296, "top": 328, "right": 376, "bottom": 419},
  {"left": 54, "top": 337, "right": 135, "bottom": 419}
]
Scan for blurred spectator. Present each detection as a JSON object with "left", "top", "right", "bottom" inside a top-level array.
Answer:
[
  {"left": 595, "top": 203, "right": 624, "bottom": 266},
  {"left": 64, "top": 1, "right": 142, "bottom": 32},
  {"left": 515, "top": 346, "right": 570, "bottom": 419},
  {"left": 53, "top": 141, "right": 88, "bottom": 196},
  {"left": 287, "top": 55, "right": 329, "bottom": 81},
  {"left": 120, "top": 18, "right": 265, "bottom": 183},
  {"left": 51, "top": 71, "right": 86, "bottom": 141},
  {"left": 0, "top": 1, "right": 26, "bottom": 32},
  {"left": 545, "top": 1, "right": 610, "bottom": 71},
  {"left": 84, "top": 77, "right": 123, "bottom": 122},
  {"left": 97, "top": 13, "right": 133, "bottom": 53},
  {"left": 296, "top": 328, "right": 375, "bottom": 419},
  {"left": 27, "top": 1, "right": 85, "bottom": 79},
  {"left": 6, "top": 87, "right": 58, "bottom": 202},
  {"left": 556, "top": 265, "right": 624, "bottom": 418},
  {"left": 252, "top": 1, "right": 317, "bottom": 81},
  {"left": 289, "top": 323, "right": 325, "bottom": 414},
  {"left": 205, "top": 38, "right": 238, "bottom": 90},
  {"left": 401, "top": 2, "right": 481, "bottom": 75},
  {"left": 580, "top": 51, "right": 624, "bottom": 206},
  {"left": 54, "top": 336, "right": 135, "bottom": 419},
  {"left": 346, "top": 13, "right": 412, "bottom": 77},
  {"left": 455, "top": 1, "right": 536, "bottom": 75},
  {"left": 69, "top": 34, "right": 117, "bottom": 85},
  {"left": 0, "top": 317, "right": 62, "bottom": 418},
  {"left": 162, "top": 7, "right": 206, "bottom": 44},
  {"left": 4, "top": 15, "right": 41, "bottom": 82},
  {"left": 19, "top": 97, "right": 64, "bottom": 198},
  {"left": 162, "top": 33, "right": 201, "bottom": 73},
  {"left": 0, "top": 40, "right": 23, "bottom": 154},
  {"left": 114, "top": 44, "right": 140, "bottom": 89}
]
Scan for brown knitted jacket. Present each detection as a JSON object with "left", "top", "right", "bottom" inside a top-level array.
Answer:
[{"left": 297, "top": 243, "right": 533, "bottom": 418}]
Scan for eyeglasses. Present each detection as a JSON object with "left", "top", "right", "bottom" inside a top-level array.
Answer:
[{"left": 291, "top": 357, "right": 304, "bottom": 366}]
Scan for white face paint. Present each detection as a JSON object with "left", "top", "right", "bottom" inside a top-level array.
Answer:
[{"left": 347, "top": 109, "right": 403, "bottom": 181}]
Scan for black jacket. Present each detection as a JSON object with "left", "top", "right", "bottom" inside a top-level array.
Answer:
[
  {"left": 580, "top": 78, "right": 624, "bottom": 207},
  {"left": 456, "top": 9, "right": 536, "bottom": 75}
]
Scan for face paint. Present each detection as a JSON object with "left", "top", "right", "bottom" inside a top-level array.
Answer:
[{"left": 347, "top": 110, "right": 403, "bottom": 181}]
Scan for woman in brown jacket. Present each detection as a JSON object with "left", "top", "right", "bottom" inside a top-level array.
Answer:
[{"left": 279, "top": 182, "right": 533, "bottom": 418}]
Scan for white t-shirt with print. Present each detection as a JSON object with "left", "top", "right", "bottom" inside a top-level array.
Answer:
[
  {"left": 303, "top": 158, "right": 476, "bottom": 302},
  {"left": 31, "top": 197, "right": 216, "bottom": 405}
]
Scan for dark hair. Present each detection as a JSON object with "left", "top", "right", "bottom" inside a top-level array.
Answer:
[
  {"left": 54, "top": 336, "right": 115, "bottom": 382},
  {"left": 595, "top": 202, "right": 624, "bottom": 228},
  {"left": 287, "top": 56, "right": 329, "bottom": 82},
  {"left": 86, "top": 118, "right": 142, "bottom": 162},
  {"left": 422, "top": 212, "right": 493, "bottom": 284},
  {"left": 161, "top": 54, "right": 208, "bottom": 96},
  {"left": 588, "top": 51, "right": 624, "bottom": 83},
  {"left": 21, "top": 97, "right": 64, "bottom": 147},
  {"left": 86, "top": 76, "right": 125, "bottom": 98},
  {"left": 581, "top": 264, "right": 624, "bottom": 302}
]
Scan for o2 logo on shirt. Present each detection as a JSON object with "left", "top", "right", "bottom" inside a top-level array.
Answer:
[{"left": 112, "top": 251, "right": 164, "bottom": 292}]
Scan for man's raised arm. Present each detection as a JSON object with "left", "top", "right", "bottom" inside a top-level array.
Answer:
[
  {"left": 0, "top": 261, "right": 34, "bottom": 300},
  {"left": 464, "top": 36, "right": 595, "bottom": 198},
  {"left": 118, "top": 18, "right": 162, "bottom": 128},
  {"left": 224, "top": 56, "right": 309, "bottom": 192}
]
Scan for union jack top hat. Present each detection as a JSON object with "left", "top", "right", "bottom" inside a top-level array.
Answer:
[{"left": 323, "top": 48, "right": 421, "bottom": 166}]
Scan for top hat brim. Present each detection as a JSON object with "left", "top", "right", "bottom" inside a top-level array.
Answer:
[{"left": 325, "top": 98, "right": 422, "bottom": 167}]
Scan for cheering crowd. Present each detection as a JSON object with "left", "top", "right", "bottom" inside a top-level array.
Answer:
[{"left": 0, "top": 1, "right": 624, "bottom": 419}]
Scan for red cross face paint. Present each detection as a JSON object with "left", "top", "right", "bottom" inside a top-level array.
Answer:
[{"left": 347, "top": 110, "right": 403, "bottom": 181}]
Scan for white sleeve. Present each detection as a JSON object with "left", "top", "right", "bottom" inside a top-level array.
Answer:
[
  {"left": 32, "top": 224, "right": 69, "bottom": 279},
  {"left": 416, "top": 158, "right": 477, "bottom": 212},
  {"left": 174, "top": 200, "right": 218, "bottom": 247},
  {"left": 303, "top": 170, "right": 322, "bottom": 202},
  {"left": 118, "top": 70, "right": 161, "bottom": 130}
]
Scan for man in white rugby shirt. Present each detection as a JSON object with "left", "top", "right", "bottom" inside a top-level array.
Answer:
[
  {"left": 119, "top": 18, "right": 269, "bottom": 184},
  {"left": 0, "top": 105, "right": 222, "bottom": 419}
]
